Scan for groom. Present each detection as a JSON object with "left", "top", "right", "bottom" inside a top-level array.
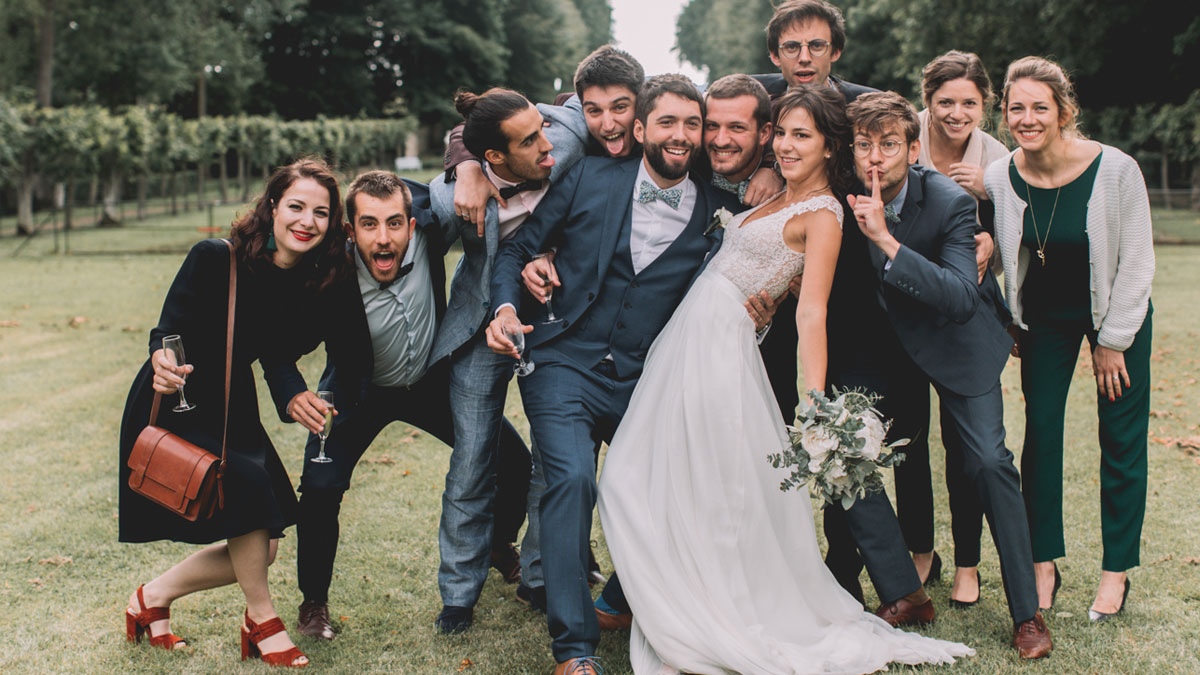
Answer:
[
  {"left": 485, "top": 75, "right": 744, "bottom": 675},
  {"left": 842, "top": 92, "right": 1051, "bottom": 658}
]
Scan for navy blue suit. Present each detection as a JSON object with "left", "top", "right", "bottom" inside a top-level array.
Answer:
[
  {"left": 828, "top": 167, "right": 1036, "bottom": 623},
  {"left": 491, "top": 155, "right": 737, "bottom": 660}
]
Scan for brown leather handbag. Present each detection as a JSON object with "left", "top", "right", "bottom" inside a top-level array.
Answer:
[{"left": 127, "top": 240, "right": 236, "bottom": 521}]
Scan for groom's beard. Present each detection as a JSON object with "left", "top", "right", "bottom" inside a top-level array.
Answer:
[{"left": 644, "top": 139, "right": 696, "bottom": 181}]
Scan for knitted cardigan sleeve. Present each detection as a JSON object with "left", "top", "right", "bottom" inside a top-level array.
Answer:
[{"left": 1096, "top": 151, "right": 1154, "bottom": 351}]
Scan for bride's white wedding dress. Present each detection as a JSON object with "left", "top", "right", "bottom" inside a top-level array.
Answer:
[{"left": 597, "top": 194, "right": 973, "bottom": 674}]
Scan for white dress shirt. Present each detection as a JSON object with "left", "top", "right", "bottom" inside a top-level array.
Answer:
[{"left": 629, "top": 160, "right": 696, "bottom": 273}]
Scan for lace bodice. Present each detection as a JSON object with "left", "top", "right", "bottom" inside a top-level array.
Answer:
[{"left": 708, "top": 194, "right": 843, "bottom": 299}]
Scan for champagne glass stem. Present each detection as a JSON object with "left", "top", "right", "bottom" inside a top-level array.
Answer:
[{"left": 177, "top": 385, "right": 191, "bottom": 409}]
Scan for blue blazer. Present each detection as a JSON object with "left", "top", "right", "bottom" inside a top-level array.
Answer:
[
  {"left": 873, "top": 166, "right": 1013, "bottom": 397},
  {"left": 427, "top": 102, "right": 590, "bottom": 364},
  {"left": 490, "top": 155, "right": 737, "bottom": 352}
]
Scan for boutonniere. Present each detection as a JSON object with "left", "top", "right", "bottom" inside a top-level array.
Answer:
[{"left": 705, "top": 207, "right": 733, "bottom": 236}]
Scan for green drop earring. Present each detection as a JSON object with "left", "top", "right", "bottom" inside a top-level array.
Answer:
[{"left": 266, "top": 232, "right": 277, "bottom": 251}]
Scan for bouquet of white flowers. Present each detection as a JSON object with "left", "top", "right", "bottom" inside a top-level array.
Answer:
[{"left": 768, "top": 388, "right": 908, "bottom": 509}]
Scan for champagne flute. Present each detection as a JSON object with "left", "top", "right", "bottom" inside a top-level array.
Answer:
[
  {"left": 311, "top": 390, "right": 335, "bottom": 464},
  {"left": 540, "top": 274, "right": 562, "bottom": 325},
  {"left": 506, "top": 327, "right": 536, "bottom": 377},
  {"left": 161, "top": 335, "right": 195, "bottom": 412}
]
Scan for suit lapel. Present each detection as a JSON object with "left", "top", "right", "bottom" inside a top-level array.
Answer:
[
  {"left": 597, "top": 159, "right": 638, "bottom": 275},
  {"left": 891, "top": 167, "right": 924, "bottom": 246}
]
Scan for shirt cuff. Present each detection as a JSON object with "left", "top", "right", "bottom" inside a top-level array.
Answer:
[
  {"left": 495, "top": 302, "right": 517, "bottom": 319},
  {"left": 756, "top": 320, "right": 772, "bottom": 344}
]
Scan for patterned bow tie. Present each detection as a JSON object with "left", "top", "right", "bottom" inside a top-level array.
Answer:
[
  {"left": 884, "top": 204, "right": 901, "bottom": 226},
  {"left": 636, "top": 180, "right": 683, "bottom": 209},
  {"left": 498, "top": 179, "right": 544, "bottom": 200},
  {"left": 711, "top": 174, "right": 749, "bottom": 202},
  {"left": 378, "top": 261, "right": 415, "bottom": 290}
]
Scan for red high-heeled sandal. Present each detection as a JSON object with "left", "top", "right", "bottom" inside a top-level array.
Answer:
[
  {"left": 125, "top": 585, "right": 187, "bottom": 649},
  {"left": 241, "top": 610, "right": 308, "bottom": 667}
]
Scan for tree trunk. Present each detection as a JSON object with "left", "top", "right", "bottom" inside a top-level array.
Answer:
[
  {"left": 137, "top": 174, "right": 148, "bottom": 219},
  {"left": 169, "top": 171, "right": 178, "bottom": 215},
  {"left": 35, "top": 0, "right": 55, "bottom": 108},
  {"left": 197, "top": 164, "right": 206, "bottom": 208},
  {"left": 218, "top": 152, "right": 229, "bottom": 204},
  {"left": 1161, "top": 151, "right": 1171, "bottom": 209},
  {"left": 64, "top": 177, "right": 74, "bottom": 230},
  {"left": 1191, "top": 158, "right": 1199, "bottom": 211},
  {"left": 17, "top": 173, "right": 35, "bottom": 236},
  {"left": 238, "top": 152, "right": 248, "bottom": 201},
  {"left": 87, "top": 175, "right": 98, "bottom": 206},
  {"left": 99, "top": 167, "right": 122, "bottom": 226}
]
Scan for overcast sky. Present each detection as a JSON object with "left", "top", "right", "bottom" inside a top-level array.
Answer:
[{"left": 609, "top": 0, "right": 707, "bottom": 83}]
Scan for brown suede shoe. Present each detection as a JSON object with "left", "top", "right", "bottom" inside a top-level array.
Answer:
[
  {"left": 1012, "top": 613, "right": 1053, "bottom": 659},
  {"left": 874, "top": 595, "right": 935, "bottom": 627},
  {"left": 553, "top": 656, "right": 603, "bottom": 674},
  {"left": 296, "top": 600, "right": 335, "bottom": 640},
  {"left": 594, "top": 606, "right": 633, "bottom": 631}
]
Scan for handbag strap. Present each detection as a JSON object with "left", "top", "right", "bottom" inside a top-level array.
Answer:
[{"left": 148, "top": 239, "right": 237, "bottom": 481}]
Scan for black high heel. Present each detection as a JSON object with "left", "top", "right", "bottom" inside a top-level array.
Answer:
[
  {"left": 949, "top": 570, "right": 982, "bottom": 608},
  {"left": 920, "top": 551, "right": 943, "bottom": 587},
  {"left": 1088, "top": 577, "right": 1130, "bottom": 623}
]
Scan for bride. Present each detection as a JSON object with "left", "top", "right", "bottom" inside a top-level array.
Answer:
[{"left": 597, "top": 86, "right": 974, "bottom": 674}]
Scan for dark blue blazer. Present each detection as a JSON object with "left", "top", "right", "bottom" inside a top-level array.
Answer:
[
  {"left": 490, "top": 155, "right": 738, "bottom": 354},
  {"left": 872, "top": 166, "right": 1012, "bottom": 397}
]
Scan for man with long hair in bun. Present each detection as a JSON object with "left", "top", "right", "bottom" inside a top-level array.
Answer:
[{"left": 425, "top": 86, "right": 590, "bottom": 633}]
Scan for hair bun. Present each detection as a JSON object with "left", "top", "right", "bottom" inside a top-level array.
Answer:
[{"left": 454, "top": 90, "right": 479, "bottom": 117}]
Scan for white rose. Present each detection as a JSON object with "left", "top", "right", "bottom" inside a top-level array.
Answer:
[
  {"left": 855, "top": 414, "right": 886, "bottom": 461},
  {"left": 715, "top": 207, "right": 733, "bottom": 226},
  {"left": 802, "top": 425, "right": 838, "bottom": 470}
]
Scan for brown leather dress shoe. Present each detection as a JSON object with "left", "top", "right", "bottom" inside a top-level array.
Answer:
[
  {"left": 553, "top": 656, "right": 603, "bottom": 674},
  {"left": 489, "top": 543, "right": 522, "bottom": 584},
  {"left": 296, "top": 600, "right": 335, "bottom": 640},
  {"left": 1012, "top": 613, "right": 1053, "bottom": 659},
  {"left": 874, "top": 596, "right": 935, "bottom": 627},
  {"left": 594, "top": 606, "right": 633, "bottom": 630}
]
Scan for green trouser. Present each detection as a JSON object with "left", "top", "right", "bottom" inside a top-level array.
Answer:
[{"left": 1019, "top": 307, "right": 1152, "bottom": 571}]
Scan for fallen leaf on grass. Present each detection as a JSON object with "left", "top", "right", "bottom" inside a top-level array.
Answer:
[
  {"left": 19, "top": 555, "right": 32, "bottom": 563},
  {"left": 408, "top": 430, "right": 421, "bottom": 439},
  {"left": 0, "top": 320, "right": 19, "bottom": 327},
  {"left": 39, "top": 555, "right": 72, "bottom": 566},
  {"left": 1183, "top": 557, "right": 1200, "bottom": 565},
  {"left": 121, "top": 326, "right": 139, "bottom": 333},
  {"left": 68, "top": 316, "right": 88, "bottom": 328},
  {"left": 457, "top": 658, "right": 474, "bottom": 671},
  {"left": 401, "top": 469, "right": 411, "bottom": 477},
  {"left": 24, "top": 505, "right": 36, "bottom": 513},
  {"left": 1149, "top": 554, "right": 1174, "bottom": 565},
  {"left": 339, "top": 615, "right": 350, "bottom": 622},
  {"left": 1149, "top": 410, "right": 1172, "bottom": 418},
  {"left": 364, "top": 455, "right": 396, "bottom": 465},
  {"left": 27, "top": 578, "right": 43, "bottom": 588}
]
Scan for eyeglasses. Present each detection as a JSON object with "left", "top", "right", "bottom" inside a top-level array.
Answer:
[
  {"left": 778, "top": 39, "right": 831, "bottom": 58},
  {"left": 851, "top": 139, "right": 906, "bottom": 158}
]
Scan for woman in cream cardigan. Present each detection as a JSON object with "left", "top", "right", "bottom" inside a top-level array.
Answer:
[
  {"left": 984, "top": 56, "right": 1154, "bottom": 623},
  {"left": 896, "top": 50, "right": 1011, "bottom": 607}
]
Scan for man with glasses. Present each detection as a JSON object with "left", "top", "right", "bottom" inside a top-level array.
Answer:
[{"left": 842, "top": 91, "right": 1050, "bottom": 658}]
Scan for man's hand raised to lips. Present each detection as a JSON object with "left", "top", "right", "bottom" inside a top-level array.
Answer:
[{"left": 847, "top": 172, "right": 900, "bottom": 260}]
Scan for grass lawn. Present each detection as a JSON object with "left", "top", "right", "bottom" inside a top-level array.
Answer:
[{"left": 1, "top": 206, "right": 1198, "bottom": 674}]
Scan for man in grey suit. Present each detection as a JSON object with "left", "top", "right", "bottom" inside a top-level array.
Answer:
[
  {"left": 844, "top": 91, "right": 1051, "bottom": 658},
  {"left": 427, "top": 88, "right": 589, "bottom": 633}
]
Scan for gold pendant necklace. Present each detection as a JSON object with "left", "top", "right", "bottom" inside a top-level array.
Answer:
[{"left": 1024, "top": 178, "right": 1061, "bottom": 267}]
